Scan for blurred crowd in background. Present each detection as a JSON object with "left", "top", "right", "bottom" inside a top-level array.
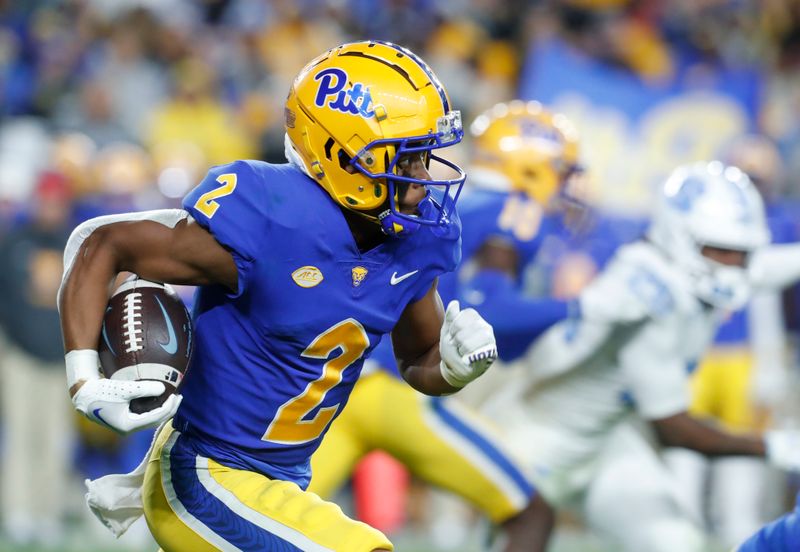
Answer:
[{"left": 2, "top": 0, "right": 800, "bottom": 550}]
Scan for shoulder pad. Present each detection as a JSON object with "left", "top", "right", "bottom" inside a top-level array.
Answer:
[
  {"left": 580, "top": 242, "right": 680, "bottom": 323},
  {"left": 615, "top": 242, "right": 681, "bottom": 318},
  {"left": 625, "top": 267, "right": 675, "bottom": 317},
  {"left": 182, "top": 160, "right": 266, "bottom": 296}
]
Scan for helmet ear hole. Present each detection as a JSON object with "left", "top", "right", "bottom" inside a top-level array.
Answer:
[
  {"left": 324, "top": 138, "right": 335, "bottom": 160},
  {"left": 337, "top": 149, "right": 353, "bottom": 170}
]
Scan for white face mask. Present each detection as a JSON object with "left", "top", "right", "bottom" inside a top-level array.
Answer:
[{"left": 690, "top": 260, "right": 751, "bottom": 310}]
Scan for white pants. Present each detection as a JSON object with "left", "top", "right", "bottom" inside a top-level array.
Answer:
[
  {"left": 1, "top": 344, "right": 74, "bottom": 543},
  {"left": 664, "top": 447, "right": 779, "bottom": 549},
  {"left": 583, "top": 423, "right": 709, "bottom": 552}
]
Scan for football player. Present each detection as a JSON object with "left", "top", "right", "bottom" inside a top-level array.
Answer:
[
  {"left": 308, "top": 101, "right": 584, "bottom": 551},
  {"left": 442, "top": 100, "right": 588, "bottom": 360},
  {"left": 58, "top": 41, "right": 498, "bottom": 552},
  {"left": 738, "top": 492, "right": 800, "bottom": 551},
  {"left": 665, "top": 134, "right": 797, "bottom": 548},
  {"left": 479, "top": 161, "right": 800, "bottom": 552}
]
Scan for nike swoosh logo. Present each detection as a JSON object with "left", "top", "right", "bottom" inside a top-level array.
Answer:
[
  {"left": 390, "top": 270, "right": 419, "bottom": 285},
  {"left": 92, "top": 408, "right": 113, "bottom": 429},
  {"left": 154, "top": 296, "right": 178, "bottom": 354},
  {"left": 101, "top": 306, "right": 115, "bottom": 356}
]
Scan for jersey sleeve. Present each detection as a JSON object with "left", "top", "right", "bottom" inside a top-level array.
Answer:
[
  {"left": 618, "top": 314, "right": 690, "bottom": 420},
  {"left": 737, "top": 492, "right": 800, "bottom": 552},
  {"left": 579, "top": 252, "right": 675, "bottom": 324},
  {"left": 183, "top": 160, "right": 266, "bottom": 297}
]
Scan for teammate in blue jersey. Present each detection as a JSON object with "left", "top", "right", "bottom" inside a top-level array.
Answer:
[
  {"left": 738, "top": 493, "right": 800, "bottom": 551},
  {"left": 309, "top": 101, "right": 586, "bottom": 551},
  {"left": 58, "top": 41, "right": 499, "bottom": 551},
  {"left": 446, "top": 101, "right": 591, "bottom": 360}
]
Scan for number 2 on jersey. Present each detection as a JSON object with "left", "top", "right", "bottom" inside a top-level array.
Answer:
[
  {"left": 262, "top": 319, "right": 370, "bottom": 444},
  {"left": 193, "top": 173, "right": 237, "bottom": 218}
]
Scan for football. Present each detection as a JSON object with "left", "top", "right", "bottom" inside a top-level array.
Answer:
[{"left": 98, "top": 275, "right": 193, "bottom": 414}]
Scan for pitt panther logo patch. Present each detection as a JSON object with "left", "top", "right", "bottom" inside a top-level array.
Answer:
[
  {"left": 314, "top": 68, "right": 375, "bottom": 118},
  {"left": 351, "top": 266, "right": 369, "bottom": 287}
]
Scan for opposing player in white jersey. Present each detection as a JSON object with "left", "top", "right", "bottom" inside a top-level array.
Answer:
[
  {"left": 665, "top": 134, "right": 798, "bottom": 548},
  {"left": 480, "top": 161, "right": 800, "bottom": 552}
]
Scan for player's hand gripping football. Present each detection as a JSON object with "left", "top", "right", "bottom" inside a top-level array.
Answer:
[
  {"left": 439, "top": 300, "right": 498, "bottom": 388},
  {"left": 67, "top": 350, "right": 182, "bottom": 434}
]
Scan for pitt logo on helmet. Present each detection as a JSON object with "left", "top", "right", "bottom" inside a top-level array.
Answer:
[
  {"left": 284, "top": 41, "right": 466, "bottom": 235},
  {"left": 314, "top": 68, "right": 375, "bottom": 118}
]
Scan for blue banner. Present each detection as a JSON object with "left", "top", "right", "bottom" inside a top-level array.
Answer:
[{"left": 519, "top": 38, "right": 763, "bottom": 214}]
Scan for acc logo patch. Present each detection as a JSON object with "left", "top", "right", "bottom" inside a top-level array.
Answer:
[
  {"left": 292, "top": 266, "right": 324, "bottom": 288},
  {"left": 351, "top": 266, "right": 368, "bottom": 287}
]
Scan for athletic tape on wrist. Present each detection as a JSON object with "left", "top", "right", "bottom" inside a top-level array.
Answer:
[
  {"left": 439, "top": 359, "right": 466, "bottom": 389},
  {"left": 66, "top": 349, "right": 102, "bottom": 388}
]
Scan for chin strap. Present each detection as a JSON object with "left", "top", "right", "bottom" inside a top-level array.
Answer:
[{"left": 378, "top": 209, "right": 420, "bottom": 237}]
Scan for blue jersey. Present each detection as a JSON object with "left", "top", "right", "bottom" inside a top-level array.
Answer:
[
  {"left": 373, "top": 187, "right": 566, "bottom": 375},
  {"left": 173, "top": 160, "right": 460, "bottom": 487},
  {"left": 438, "top": 188, "right": 552, "bottom": 304},
  {"left": 738, "top": 492, "right": 800, "bottom": 552}
]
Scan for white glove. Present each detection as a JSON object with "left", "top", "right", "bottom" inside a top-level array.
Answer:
[
  {"left": 67, "top": 350, "right": 181, "bottom": 435},
  {"left": 439, "top": 300, "right": 498, "bottom": 388},
  {"left": 764, "top": 429, "right": 800, "bottom": 472}
]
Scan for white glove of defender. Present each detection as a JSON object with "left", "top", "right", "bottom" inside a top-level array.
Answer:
[
  {"left": 439, "top": 300, "right": 498, "bottom": 388},
  {"left": 764, "top": 429, "right": 800, "bottom": 472},
  {"left": 68, "top": 350, "right": 181, "bottom": 435}
]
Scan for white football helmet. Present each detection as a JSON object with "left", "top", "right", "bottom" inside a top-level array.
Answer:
[{"left": 648, "top": 161, "right": 770, "bottom": 309}]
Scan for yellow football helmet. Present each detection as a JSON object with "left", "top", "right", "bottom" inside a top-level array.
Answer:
[
  {"left": 469, "top": 100, "right": 581, "bottom": 207},
  {"left": 285, "top": 41, "right": 465, "bottom": 236}
]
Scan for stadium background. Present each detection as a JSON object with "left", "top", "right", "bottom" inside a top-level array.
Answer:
[{"left": 1, "top": 0, "right": 800, "bottom": 550}]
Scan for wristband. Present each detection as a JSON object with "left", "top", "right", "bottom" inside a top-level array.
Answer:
[
  {"left": 439, "top": 359, "right": 466, "bottom": 389},
  {"left": 66, "top": 349, "right": 102, "bottom": 388}
]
